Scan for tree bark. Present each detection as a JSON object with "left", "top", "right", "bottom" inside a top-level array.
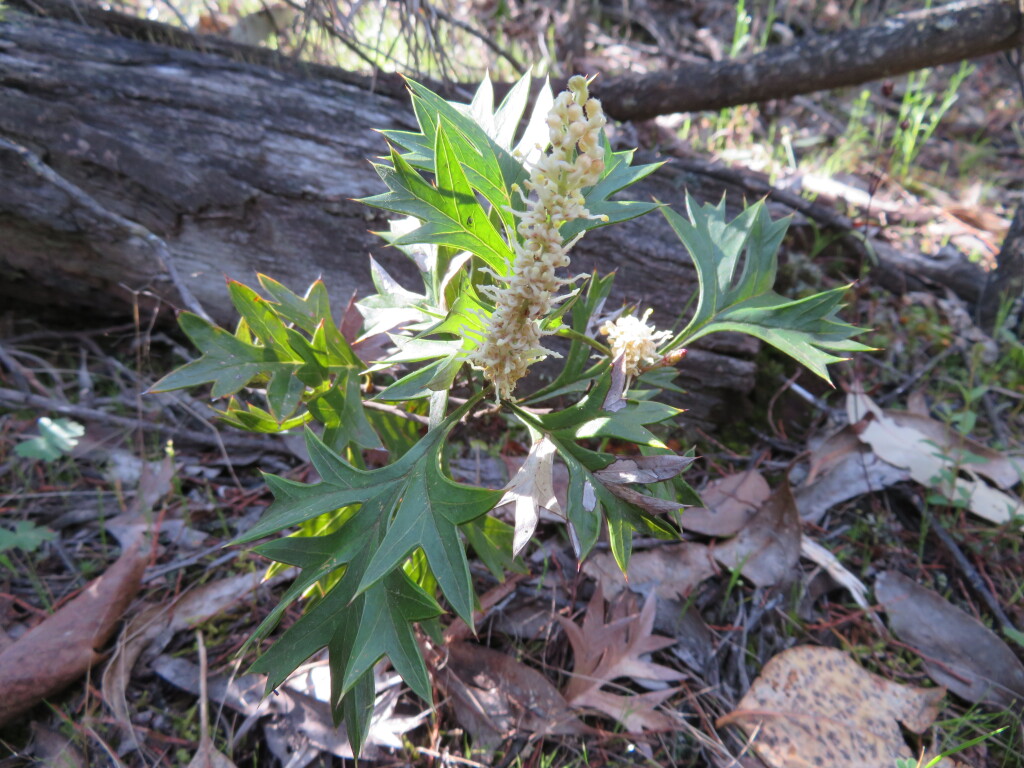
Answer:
[
  {"left": 595, "top": 0, "right": 1024, "bottom": 121},
  {"left": 0, "top": 2, "right": 757, "bottom": 428}
]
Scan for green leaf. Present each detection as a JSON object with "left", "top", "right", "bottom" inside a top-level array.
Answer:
[
  {"left": 257, "top": 275, "right": 360, "bottom": 367},
  {"left": 511, "top": 376, "right": 683, "bottom": 563},
  {"left": 561, "top": 138, "right": 664, "bottom": 240},
  {"left": 361, "top": 141, "right": 515, "bottom": 274},
  {"left": 354, "top": 443, "right": 499, "bottom": 624},
  {"left": 306, "top": 369, "right": 382, "bottom": 451},
  {"left": 14, "top": 417, "right": 84, "bottom": 462},
  {"left": 238, "top": 402, "right": 499, "bottom": 624},
  {"left": 462, "top": 514, "right": 524, "bottom": 581},
  {"left": 662, "top": 196, "right": 871, "bottom": 383},
  {"left": 150, "top": 312, "right": 286, "bottom": 397},
  {"left": 0, "top": 519, "right": 56, "bottom": 554},
  {"left": 227, "top": 280, "right": 299, "bottom": 359}
]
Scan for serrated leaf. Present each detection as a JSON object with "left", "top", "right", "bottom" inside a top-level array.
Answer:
[
  {"left": 150, "top": 313, "right": 287, "bottom": 397},
  {"left": 558, "top": 586, "right": 683, "bottom": 732},
  {"left": 354, "top": 448, "right": 500, "bottom": 624},
  {"left": 227, "top": 280, "right": 297, "bottom": 358},
  {"left": 362, "top": 143, "right": 515, "bottom": 274},
  {"left": 462, "top": 514, "right": 523, "bottom": 581},
  {"left": 662, "top": 196, "right": 871, "bottom": 383},
  {"left": 306, "top": 369, "right": 382, "bottom": 451},
  {"left": 560, "top": 138, "right": 663, "bottom": 240},
  {"left": 239, "top": 403, "right": 499, "bottom": 624},
  {"left": 403, "top": 77, "right": 527, "bottom": 205},
  {"left": 512, "top": 376, "right": 683, "bottom": 563}
]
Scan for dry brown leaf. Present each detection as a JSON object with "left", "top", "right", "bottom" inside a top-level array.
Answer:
[
  {"left": 0, "top": 543, "right": 148, "bottom": 726},
  {"left": 850, "top": 393, "right": 1024, "bottom": 487},
  {"left": 558, "top": 586, "right": 683, "bottom": 732},
  {"left": 436, "top": 642, "right": 587, "bottom": 750},
  {"left": 28, "top": 721, "right": 88, "bottom": 768},
  {"left": 594, "top": 455, "right": 698, "bottom": 485},
  {"left": 596, "top": 455, "right": 695, "bottom": 514},
  {"left": 847, "top": 392, "right": 1023, "bottom": 525},
  {"left": 718, "top": 646, "right": 945, "bottom": 768},
  {"left": 875, "top": 570, "right": 1024, "bottom": 708},
  {"left": 583, "top": 542, "right": 716, "bottom": 602},
  {"left": 713, "top": 479, "right": 801, "bottom": 587},
  {"left": 793, "top": 425, "right": 909, "bottom": 524},
  {"left": 679, "top": 470, "right": 770, "bottom": 536}
]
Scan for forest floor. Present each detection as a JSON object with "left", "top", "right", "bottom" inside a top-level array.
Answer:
[{"left": 1, "top": 1, "right": 1023, "bottom": 766}]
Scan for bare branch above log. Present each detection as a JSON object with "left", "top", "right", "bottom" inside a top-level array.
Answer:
[{"left": 594, "top": 0, "right": 1024, "bottom": 121}]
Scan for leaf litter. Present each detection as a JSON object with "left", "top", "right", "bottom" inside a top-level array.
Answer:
[
  {"left": 875, "top": 570, "right": 1024, "bottom": 709},
  {"left": 718, "top": 646, "right": 949, "bottom": 768},
  {"left": 557, "top": 585, "right": 685, "bottom": 733}
]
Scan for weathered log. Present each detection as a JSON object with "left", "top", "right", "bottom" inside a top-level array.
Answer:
[{"left": 0, "top": 3, "right": 757, "bottom": 428}]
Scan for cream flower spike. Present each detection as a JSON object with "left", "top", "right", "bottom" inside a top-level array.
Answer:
[
  {"left": 600, "top": 309, "right": 672, "bottom": 378},
  {"left": 470, "top": 76, "right": 607, "bottom": 398}
]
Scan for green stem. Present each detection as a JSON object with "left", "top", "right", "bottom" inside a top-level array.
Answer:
[{"left": 555, "top": 326, "right": 609, "bottom": 355}]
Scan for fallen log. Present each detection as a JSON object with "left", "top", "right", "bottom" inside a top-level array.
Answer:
[{"left": 0, "top": 2, "right": 757, "bottom": 428}]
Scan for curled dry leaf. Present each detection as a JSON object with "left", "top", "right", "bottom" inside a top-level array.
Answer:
[
  {"left": 435, "top": 641, "right": 587, "bottom": 751},
  {"left": 187, "top": 631, "right": 237, "bottom": 768},
  {"left": 594, "top": 455, "right": 698, "bottom": 485},
  {"left": 718, "top": 646, "right": 945, "bottom": 768},
  {"left": 800, "top": 537, "right": 879, "bottom": 629},
  {"left": 847, "top": 392, "right": 1023, "bottom": 526},
  {"left": 679, "top": 470, "right": 770, "bottom": 537},
  {"left": 713, "top": 479, "right": 801, "bottom": 588},
  {"left": 875, "top": 570, "right": 1024, "bottom": 709},
  {"left": 558, "top": 586, "right": 684, "bottom": 733},
  {"left": 0, "top": 543, "right": 148, "bottom": 726},
  {"left": 596, "top": 454, "right": 697, "bottom": 515},
  {"left": 499, "top": 434, "right": 562, "bottom": 555}
]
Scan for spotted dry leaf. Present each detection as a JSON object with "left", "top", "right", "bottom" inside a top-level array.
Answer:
[{"left": 718, "top": 646, "right": 945, "bottom": 768}]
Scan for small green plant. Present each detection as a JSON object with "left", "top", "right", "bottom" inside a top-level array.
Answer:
[
  {"left": 14, "top": 417, "right": 85, "bottom": 462},
  {"left": 0, "top": 520, "right": 55, "bottom": 572},
  {"left": 892, "top": 61, "right": 974, "bottom": 179},
  {"left": 153, "top": 72, "right": 869, "bottom": 754}
]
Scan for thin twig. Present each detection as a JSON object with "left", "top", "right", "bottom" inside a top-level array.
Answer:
[
  {"left": 423, "top": 3, "right": 526, "bottom": 75},
  {"left": 0, "top": 137, "right": 212, "bottom": 322}
]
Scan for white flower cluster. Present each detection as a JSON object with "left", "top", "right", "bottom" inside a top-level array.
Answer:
[
  {"left": 600, "top": 309, "right": 671, "bottom": 377},
  {"left": 471, "top": 76, "right": 607, "bottom": 398}
]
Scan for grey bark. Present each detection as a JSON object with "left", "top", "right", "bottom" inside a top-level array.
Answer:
[
  {"left": 595, "top": 0, "right": 1024, "bottom": 121},
  {"left": 0, "top": 3, "right": 756, "bottom": 428}
]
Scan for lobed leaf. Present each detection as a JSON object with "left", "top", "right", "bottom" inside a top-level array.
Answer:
[{"left": 662, "top": 195, "right": 871, "bottom": 383}]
